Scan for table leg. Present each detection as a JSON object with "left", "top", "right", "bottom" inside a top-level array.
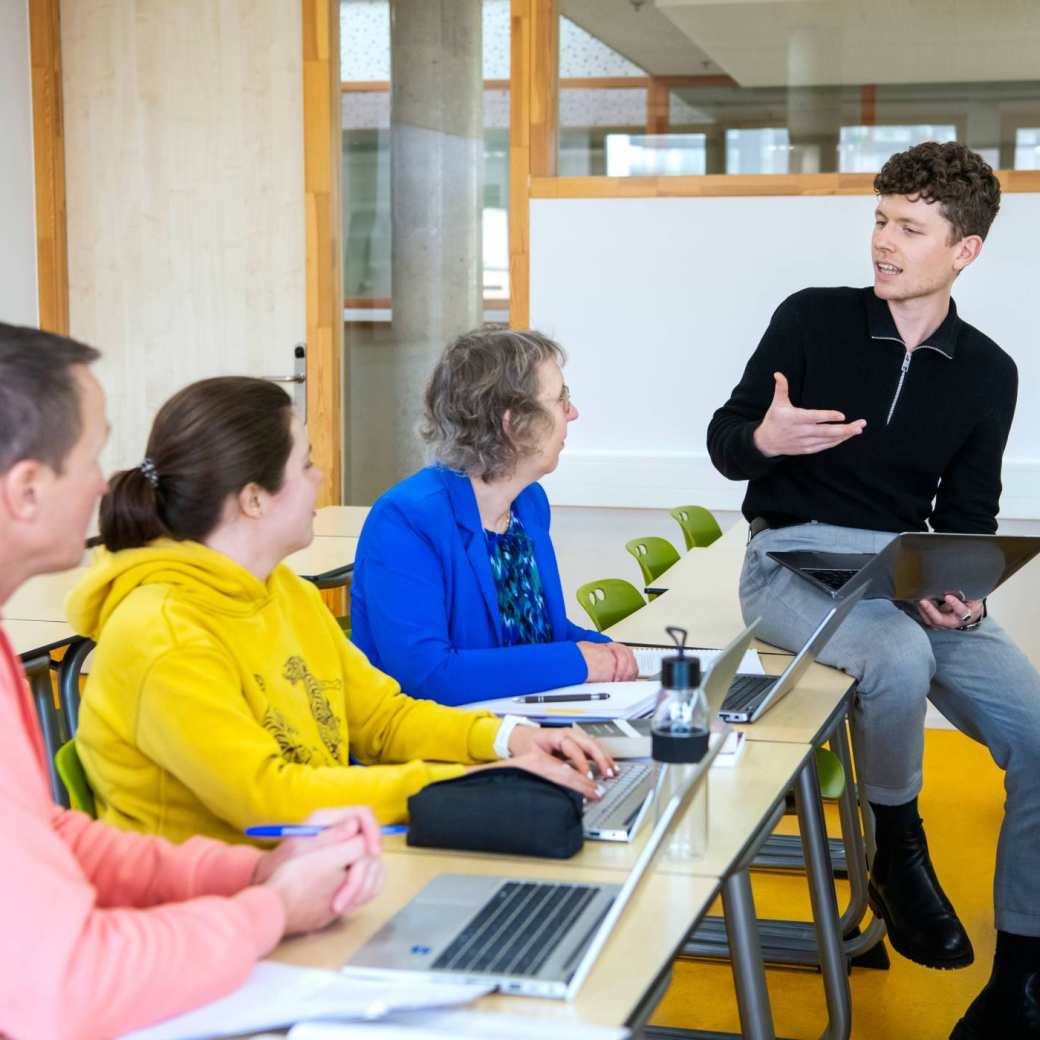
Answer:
[
  {"left": 795, "top": 754, "right": 852, "bottom": 1040},
  {"left": 722, "top": 868, "right": 777, "bottom": 1040}
]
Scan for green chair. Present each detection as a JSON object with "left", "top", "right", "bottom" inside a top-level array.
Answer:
[
  {"left": 55, "top": 740, "right": 97, "bottom": 818},
  {"left": 575, "top": 579, "right": 646, "bottom": 633},
  {"left": 624, "top": 536, "right": 681, "bottom": 591},
  {"left": 815, "top": 747, "right": 846, "bottom": 800},
  {"left": 670, "top": 505, "right": 723, "bottom": 550}
]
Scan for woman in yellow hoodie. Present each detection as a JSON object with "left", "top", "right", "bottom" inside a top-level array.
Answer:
[{"left": 69, "top": 377, "right": 612, "bottom": 846}]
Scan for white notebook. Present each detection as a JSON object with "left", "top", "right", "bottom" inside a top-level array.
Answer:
[
  {"left": 630, "top": 645, "right": 765, "bottom": 680},
  {"left": 119, "top": 963, "right": 490, "bottom": 1040},
  {"left": 469, "top": 679, "right": 660, "bottom": 721}
]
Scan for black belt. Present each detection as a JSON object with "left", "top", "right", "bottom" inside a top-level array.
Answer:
[{"left": 748, "top": 515, "right": 807, "bottom": 541}]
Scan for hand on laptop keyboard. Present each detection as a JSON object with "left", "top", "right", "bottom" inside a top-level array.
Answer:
[{"left": 469, "top": 726, "right": 617, "bottom": 800}]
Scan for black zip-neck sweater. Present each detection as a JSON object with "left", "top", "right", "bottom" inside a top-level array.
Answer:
[{"left": 707, "top": 287, "right": 1018, "bottom": 534}]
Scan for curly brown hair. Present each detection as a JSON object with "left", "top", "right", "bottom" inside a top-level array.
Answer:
[
  {"left": 874, "top": 141, "right": 1001, "bottom": 242},
  {"left": 420, "top": 329, "right": 566, "bottom": 483}
]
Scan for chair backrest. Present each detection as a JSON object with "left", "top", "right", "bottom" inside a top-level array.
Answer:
[
  {"left": 624, "top": 536, "right": 680, "bottom": 586},
  {"left": 575, "top": 579, "right": 645, "bottom": 633},
  {"left": 59, "top": 637, "right": 94, "bottom": 737},
  {"left": 55, "top": 740, "right": 97, "bottom": 818},
  {"left": 669, "top": 505, "right": 723, "bottom": 551}
]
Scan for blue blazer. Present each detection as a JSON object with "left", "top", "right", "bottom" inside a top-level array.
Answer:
[{"left": 350, "top": 466, "right": 608, "bottom": 705}]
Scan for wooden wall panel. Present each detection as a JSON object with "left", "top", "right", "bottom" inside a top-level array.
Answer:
[
  {"left": 28, "top": 0, "right": 68, "bottom": 334},
  {"left": 61, "top": 0, "right": 308, "bottom": 475}
]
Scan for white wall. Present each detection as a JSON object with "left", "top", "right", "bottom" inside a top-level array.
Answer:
[
  {"left": 531, "top": 193, "right": 1040, "bottom": 520},
  {"left": 0, "top": 0, "right": 38, "bottom": 326}
]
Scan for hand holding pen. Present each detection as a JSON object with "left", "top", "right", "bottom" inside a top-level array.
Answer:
[{"left": 250, "top": 807, "right": 387, "bottom": 933}]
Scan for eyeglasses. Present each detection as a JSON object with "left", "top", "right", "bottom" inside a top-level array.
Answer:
[{"left": 540, "top": 384, "right": 571, "bottom": 411}]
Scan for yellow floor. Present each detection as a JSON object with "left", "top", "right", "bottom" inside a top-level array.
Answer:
[{"left": 651, "top": 729, "right": 1005, "bottom": 1039}]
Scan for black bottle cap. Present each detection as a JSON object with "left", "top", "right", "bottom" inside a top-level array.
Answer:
[
  {"left": 661, "top": 654, "right": 700, "bottom": 691},
  {"left": 661, "top": 624, "right": 700, "bottom": 690}
]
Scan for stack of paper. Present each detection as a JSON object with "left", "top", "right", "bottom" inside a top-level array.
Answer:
[
  {"left": 469, "top": 680, "right": 660, "bottom": 722},
  {"left": 119, "top": 962, "right": 491, "bottom": 1040},
  {"left": 631, "top": 645, "right": 764, "bottom": 679},
  {"left": 289, "top": 1008, "right": 629, "bottom": 1038}
]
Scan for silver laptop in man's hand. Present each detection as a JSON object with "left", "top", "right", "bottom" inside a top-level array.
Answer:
[{"left": 768, "top": 532, "right": 1040, "bottom": 602}]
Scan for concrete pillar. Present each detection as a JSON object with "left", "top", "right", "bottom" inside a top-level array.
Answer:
[{"left": 389, "top": 0, "right": 483, "bottom": 480}]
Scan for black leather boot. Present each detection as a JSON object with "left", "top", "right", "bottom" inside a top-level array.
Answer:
[
  {"left": 867, "top": 818, "right": 973, "bottom": 969},
  {"left": 950, "top": 973, "right": 1040, "bottom": 1038}
]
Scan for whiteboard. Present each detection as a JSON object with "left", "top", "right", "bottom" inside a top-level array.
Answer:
[{"left": 531, "top": 192, "right": 1040, "bottom": 518}]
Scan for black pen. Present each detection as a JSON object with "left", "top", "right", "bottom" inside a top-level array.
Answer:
[{"left": 515, "top": 692, "right": 611, "bottom": 704}]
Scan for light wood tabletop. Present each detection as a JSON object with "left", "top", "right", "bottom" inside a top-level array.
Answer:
[
  {"left": 312, "top": 505, "right": 371, "bottom": 539},
  {"left": 6, "top": 619, "right": 78, "bottom": 658},
  {"left": 5, "top": 537, "right": 357, "bottom": 626},
  {"left": 284, "top": 536, "right": 358, "bottom": 581},
  {"left": 607, "top": 526, "right": 752, "bottom": 651},
  {"left": 266, "top": 847, "right": 719, "bottom": 1030}
]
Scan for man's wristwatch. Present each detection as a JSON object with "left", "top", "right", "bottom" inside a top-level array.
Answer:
[{"left": 493, "top": 715, "right": 538, "bottom": 758}]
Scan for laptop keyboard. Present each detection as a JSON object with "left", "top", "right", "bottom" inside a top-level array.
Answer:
[
  {"left": 721, "top": 673, "right": 775, "bottom": 712},
  {"left": 432, "top": 881, "right": 599, "bottom": 977},
  {"left": 804, "top": 567, "right": 858, "bottom": 592},
  {"left": 583, "top": 760, "right": 653, "bottom": 832}
]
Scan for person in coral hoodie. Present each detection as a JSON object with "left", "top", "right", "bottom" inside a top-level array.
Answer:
[{"left": 0, "top": 324, "right": 385, "bottom": 1040}]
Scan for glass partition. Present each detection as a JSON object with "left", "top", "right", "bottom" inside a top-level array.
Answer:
[{"left": 555, "top": 3, "right": 1040, "bottom": 176}]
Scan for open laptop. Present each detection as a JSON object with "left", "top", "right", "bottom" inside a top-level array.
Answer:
[
  {"left": 768, "top": 532, "right": 1040, "bottom": 602},
  {"left": 582, "top": 620, "right": 759, "bottom": 840},
  {"left": 345, "top": 730, "right": 725, "bottom": 1000},
  {"left": 717, "top": 582, "right": 867, "bottom": 722}
]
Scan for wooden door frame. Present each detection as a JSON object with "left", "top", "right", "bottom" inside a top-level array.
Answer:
[
  {"left": 28, "top": 0, "right": 68, "bottom": 334},
  {"left": 29, "top": 0, "right": 344, "bottom": 507},
  {"left": 302, "top": 0, "right": 344, "bottom": 508}
]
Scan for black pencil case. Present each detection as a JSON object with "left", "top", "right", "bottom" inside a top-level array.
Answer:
[{"left": 406, "top": 766, "right": 584, "bottom": 859}]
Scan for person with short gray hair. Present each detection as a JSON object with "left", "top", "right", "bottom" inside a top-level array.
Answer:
[{"left": 351, "top": 328, "right": 638, "bottom": 706}]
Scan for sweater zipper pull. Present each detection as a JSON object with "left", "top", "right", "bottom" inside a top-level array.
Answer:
[{"left": 886, "top": 351, "right": 912, "bottom": 426}]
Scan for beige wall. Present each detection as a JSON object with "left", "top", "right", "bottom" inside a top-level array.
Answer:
[{"left": 61, "top": 0, "right": 308, "bottom": 473}]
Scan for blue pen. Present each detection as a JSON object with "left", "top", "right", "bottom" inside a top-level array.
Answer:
[{"left": 244, "top": 823, "right": 408, "bottom": 838}]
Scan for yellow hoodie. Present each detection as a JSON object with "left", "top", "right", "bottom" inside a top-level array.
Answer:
[{"left": 67, "top": 539, "right": 501, "bottom": 846}]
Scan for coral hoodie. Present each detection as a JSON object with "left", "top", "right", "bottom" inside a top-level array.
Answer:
[
  {"left": 0, "top": 620, "right": 284, "bottom": 1040},
  {"left": 67, "top": 540, "right": 501, "bottom": 845}
]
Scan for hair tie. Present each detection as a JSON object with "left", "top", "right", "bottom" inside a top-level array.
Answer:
[{"left": 139, "top": 457, "right": 160, "bottom": 489}]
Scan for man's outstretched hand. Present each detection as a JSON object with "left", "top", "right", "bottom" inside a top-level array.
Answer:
[{"left": 753, "top": 372, "right": 866, "bottom": 458}]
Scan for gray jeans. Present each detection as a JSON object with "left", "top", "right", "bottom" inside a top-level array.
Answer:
[{"left": 741, "top": 522, "right": 1040, "bottom": 936}]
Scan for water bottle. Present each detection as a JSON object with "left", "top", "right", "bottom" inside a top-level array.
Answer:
[{"left": 651, "top": 626, "right": 710, "bottom": 859}]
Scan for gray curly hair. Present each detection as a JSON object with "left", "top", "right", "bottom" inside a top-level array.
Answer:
[{"left": 420, "top": 328, "right": 567, "bottom": 483}]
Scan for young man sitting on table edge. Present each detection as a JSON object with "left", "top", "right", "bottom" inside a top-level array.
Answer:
[{"left": 708, "top": 141, "right": 1040, "bottom": 1039}]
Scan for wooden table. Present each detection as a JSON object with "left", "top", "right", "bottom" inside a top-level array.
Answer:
[
  {"left": 267, "top": 849, "right": 720, "bottom": 1033},
  {"left": 284, "top": 536, "right": 358, "bottom": 587},
  {"left": 312, "top": 505, "right": 370, "bottom": 539},
  {"left": 379, "top": 740, "right": 846, "bottom": 1040}
]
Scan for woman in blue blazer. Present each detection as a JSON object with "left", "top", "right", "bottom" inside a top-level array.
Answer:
[{"left": 351, "top": 329, "right": 638, "bottom": 706}]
